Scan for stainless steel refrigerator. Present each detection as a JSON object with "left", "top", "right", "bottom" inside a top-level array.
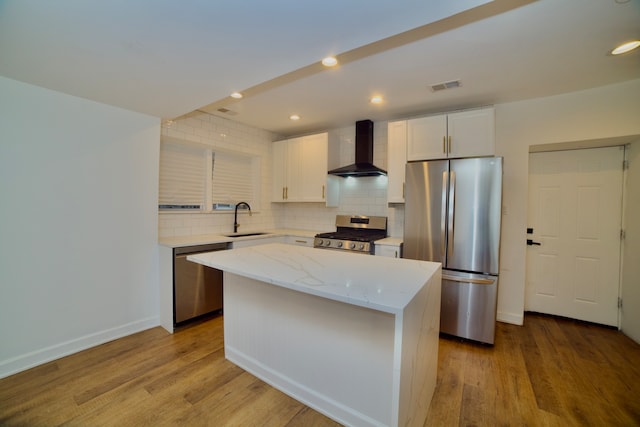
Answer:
[{"left": 403, "top": 157, "right": 502, "bottom": 344}]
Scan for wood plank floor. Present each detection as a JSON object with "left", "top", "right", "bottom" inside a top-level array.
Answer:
[{"left": 1, "top": 313, "right": 639, "bottom": 426}]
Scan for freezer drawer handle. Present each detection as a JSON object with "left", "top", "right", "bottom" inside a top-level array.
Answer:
[
  {"left": 442, "top": 274, "right": 494, "bottom": 285},
  {"left": 526, "top": 239, "right": 541, "bottom": 246}
]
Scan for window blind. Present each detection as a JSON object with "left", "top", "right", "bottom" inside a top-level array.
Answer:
[
  {"left": 159, "top": 142, "right": 206, "bottom": 208},
  {"left": 212, "top": 151, "right": 254, "bottom": 206}
]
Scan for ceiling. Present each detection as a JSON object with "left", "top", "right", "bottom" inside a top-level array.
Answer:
[{"left": 1, "top": 0, "right": 638, "bottom": 137}]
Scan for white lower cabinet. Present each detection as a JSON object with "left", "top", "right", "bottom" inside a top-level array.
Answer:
[
  {"left": 285, "top": 235, "right": 314, "bottom": 247},
  {"left": 375, "top": 242, "right": 403, "bottom": 258},
  {"left": 231, "top": 236, "right": 285, "bottom": 249}
]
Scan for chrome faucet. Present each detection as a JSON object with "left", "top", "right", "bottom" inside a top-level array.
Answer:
[{"left": 233, "top": 202, "right": 252, "bottom": 233}]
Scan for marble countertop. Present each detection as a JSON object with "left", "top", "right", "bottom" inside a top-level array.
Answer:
[
  {"left": 158, "top": 229, "right": 320, "bottom": 248},
  {"left": 188, "top": 243, "right": 439, "bottom": 314},
  {"left": 375, "top": 237, "right": 404, "bottom": 246}
]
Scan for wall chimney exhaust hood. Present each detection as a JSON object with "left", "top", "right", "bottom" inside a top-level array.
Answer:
[{"left": 328, "top": 119, "right": 387, "bottom": 177}]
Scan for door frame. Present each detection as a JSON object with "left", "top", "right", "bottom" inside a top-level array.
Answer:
[{"left": 525, "top": 144, "right": 627, "bottom": 328}]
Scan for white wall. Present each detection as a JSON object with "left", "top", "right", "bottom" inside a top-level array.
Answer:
[
  {"left": 0, "top": 77, "right": 161, "bottom": 378},
  {"left": 622, "top": 140, "right": 640, "bottom": 343},
  {"left": 495, "top": 79, "right": 640, "bottom": 326}
]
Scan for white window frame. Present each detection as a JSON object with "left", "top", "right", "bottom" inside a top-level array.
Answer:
[{"left": 159, "top": 138, "right": 261, "bottom": 212}]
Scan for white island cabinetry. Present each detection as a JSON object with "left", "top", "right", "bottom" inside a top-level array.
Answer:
[{"left": 189, "top": 243, "right": 441, "bottom": 427}]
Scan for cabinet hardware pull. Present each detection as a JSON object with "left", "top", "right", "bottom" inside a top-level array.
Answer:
[
  {"left": 285, "top": 187, "right": 288, "bottom": 199},
  {"left": 295, "top": 240, "right": 306, "bottom": 244},
  {"left": 443, "top": 136, "right": 446, "bottom": 153},
  {"left": 322, "top": 185, "right": 325, "bottom": 199},
  {"left": 448, "top": 136, "right": 452, "bottom": 153},
  {"left": 282, "top": 187, "right": 285, "bottom": 200},
  {"left": 402, "top": 182, "right": 405, "bottom": 198}
]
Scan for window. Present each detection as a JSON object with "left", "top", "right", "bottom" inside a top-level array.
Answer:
[
  {"left": 211, "top": 151, "right": 258, "bottom": 210},
  {"left": 159, "top": 139, "right": 259, "bottom": 211},
  {"left": 158, "top": 143, "right": 206, "bottom": 210}
]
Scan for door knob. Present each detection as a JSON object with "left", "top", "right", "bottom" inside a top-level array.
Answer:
[{"left": 526, "top": 239, "right": 541, "bottom": 246}]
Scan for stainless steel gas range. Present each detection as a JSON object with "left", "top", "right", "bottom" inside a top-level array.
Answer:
[{"left": 314, "top": 215, "right": 387, "bottom": 254}]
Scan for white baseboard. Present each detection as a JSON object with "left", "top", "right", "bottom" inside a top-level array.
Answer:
[
  {"left": 0, "top": 316, "right": 160, "bottom": 379},
  {"left": 497, "top": 311, "right": 524, "bottom": 326},
  {"left": 226, "top": 346, "right": 382, "bottom": 427}
]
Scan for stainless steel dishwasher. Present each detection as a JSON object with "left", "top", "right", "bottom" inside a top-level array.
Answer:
[{"left": 174, "top": 243, "right": 228, "bottom": 325}]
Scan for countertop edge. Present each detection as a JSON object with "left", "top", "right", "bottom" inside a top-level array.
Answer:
[
  {"left": 158, "top": 229, "right": 320, "bottom": 248},
  {"left": 188, "top": 243, "right": 438, "bottom": 314}
]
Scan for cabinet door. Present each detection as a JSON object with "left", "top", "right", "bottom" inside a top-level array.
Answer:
[
  {"left": 387, "top": 121, "right": 407, "bottom": 203},
  {"left": 285, "top": 235, "right": 314, "bottom": 247},
  {"left": 375, "top": 245, "right": 401, "bottom": 258},
  {"left": 447, "top": 107, "right": 495, "bottom": 158},
  {"left": 299, "top": 133, "right": 328, "bottom": 202},
  {"left": 407, "top": 115, "right": 447, "bottom": 161},
  {"left": 272, "top": 140, "right": 289, "bottom": 201},
  {"left": 231, "top": 236, "right": 285, "bottom": 249},
  {"left": 285, "top": 137, "right": 304, "bottom": 201}
]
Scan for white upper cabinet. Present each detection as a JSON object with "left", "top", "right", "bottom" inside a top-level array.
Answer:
[
  {"left": 299, "top": 133, "right": 328, "bottom": 202},
  {"left": 271, "top": 139, "right": 289, "bottom": 202},
  {"left": 407, "top": 107, "right": 495, "bottom": 161},
  {"left": 407, "top": 114, "right": 447, "bottom": 161},
  {"left": 272, "top": 132, "right": 338, "bottom": 206},
  {"left": 387, "top": 120, "right": 407, "bottom": 203}
]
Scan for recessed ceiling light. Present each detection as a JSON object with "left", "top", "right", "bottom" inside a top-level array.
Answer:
[
  {"left": 230, "top": 92, "right": 243, "bottom": 99},
  {"left": 370, "top": 95, "right": 383, "bottom": 104},
  {"left": 289, "top": 114, "right": 300, "bottom": 121},
  {"left": 611, "top": 40, "right": 640, "bottom": 55},
  {"left": 321, "top": 56, "right": 338, "bottom": 67}
]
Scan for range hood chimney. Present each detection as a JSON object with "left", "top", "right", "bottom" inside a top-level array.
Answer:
[{"left": 328, "top": 119, "right": 387, "bottom": 177}]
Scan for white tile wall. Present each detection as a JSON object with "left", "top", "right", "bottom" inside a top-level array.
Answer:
[{"left": 159, "top": 113, "right": 405, "bottom": 238}]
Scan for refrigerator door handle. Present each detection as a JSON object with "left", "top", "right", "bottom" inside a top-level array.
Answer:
[
  {"left": 442, "top": 273, "right": 494, "bottom": 285},
  {"left": 441, "top": 171, "right": 448, "bottom": 258},
  {"left": 447, "top": 171, "right": 456, "bottom": 259}
]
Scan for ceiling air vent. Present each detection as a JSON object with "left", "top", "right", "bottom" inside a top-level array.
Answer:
[
  {"left": 216, "top": 107, "right": 238, "bottom": 116},
  {"left": 430, "top": 79, "right": 461, "bottom": 92}
]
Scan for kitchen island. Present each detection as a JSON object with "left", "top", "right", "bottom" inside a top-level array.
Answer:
[{"left": 188, "top": 243, "right": 441, "bottom": 427}]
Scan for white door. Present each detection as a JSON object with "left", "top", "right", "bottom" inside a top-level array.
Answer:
[{"left": 526, "top": 146, "right": 624, "bottom": 326}]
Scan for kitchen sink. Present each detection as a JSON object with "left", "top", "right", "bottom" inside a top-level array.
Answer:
[{"left": 223, "top": 232, "right": 270, "bottom": 238}]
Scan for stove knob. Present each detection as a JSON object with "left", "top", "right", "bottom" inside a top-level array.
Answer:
[
  {"left": 316, "top": 239, "right": 323, "bottom": 246},
  {"left": 325, "top": 240, "right": 331, "bottom": 246},
  {"left": 337, "top": 241, "right": 343, "bottom": 248},
  {"left": 358, "top": 243, "right": 365, "bottom": 250},
  {"left": 349, "top": 242, "right": 356, "bottom": 249}
]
